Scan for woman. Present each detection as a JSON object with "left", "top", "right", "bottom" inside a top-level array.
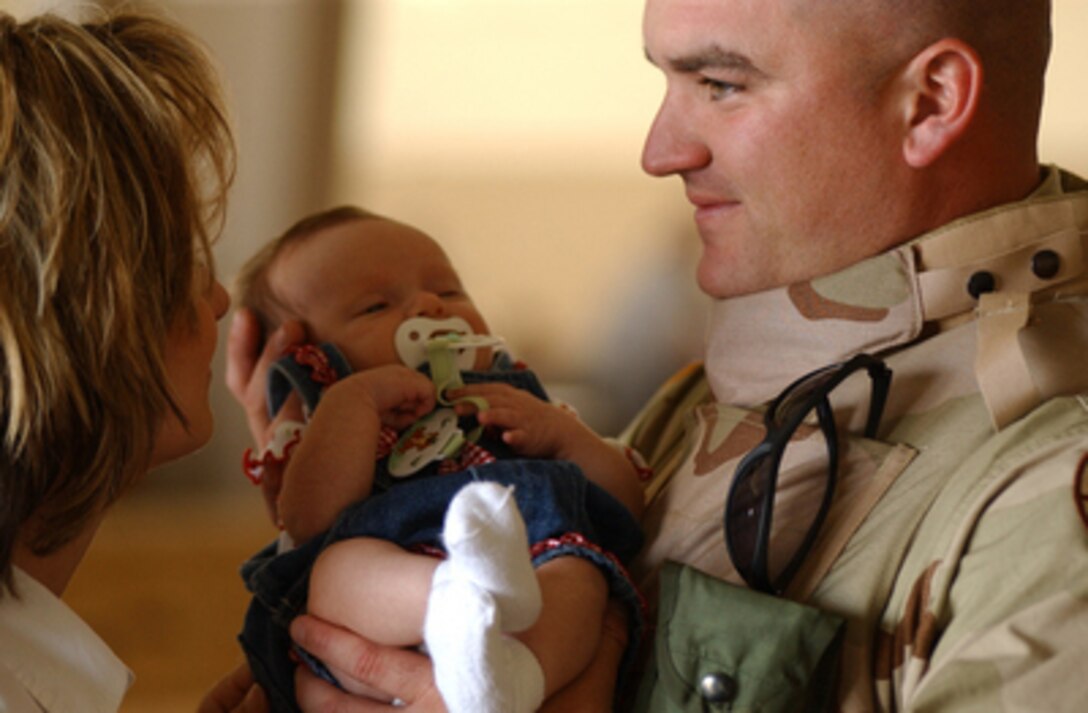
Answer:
[{"left": 0, "top": 9, "right": 259, "bottom": 711}]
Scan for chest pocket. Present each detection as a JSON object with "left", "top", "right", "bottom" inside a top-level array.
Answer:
[{"left": 634, "top": 561, "right": 845, "bottom": 713}]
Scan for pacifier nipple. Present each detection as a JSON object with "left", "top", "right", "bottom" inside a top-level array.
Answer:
[{"left": 395, "top": 316, "right": 476, "bottom": 370}]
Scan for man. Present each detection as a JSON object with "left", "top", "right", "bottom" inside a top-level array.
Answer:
[
  {"left": 229, "top": 0, "right": 1088, "bottom": 710},
  {"left": 624, "top": 1, "right": 1088, "bottom": 710}
]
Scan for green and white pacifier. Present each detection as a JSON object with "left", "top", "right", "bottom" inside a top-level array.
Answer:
[
  {"left": 387, "top": 318, "right": 505, "bottom": 478},
  {"left": 394, "top": 316, "right": 479, "bottom": 371},
  {"left": 386, "top": 408, "right": 465, "bottom": 477}
]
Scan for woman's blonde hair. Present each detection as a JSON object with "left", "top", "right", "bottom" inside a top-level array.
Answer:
[{"left": 0, "top": 9, "right": 235, "bottom": 594}]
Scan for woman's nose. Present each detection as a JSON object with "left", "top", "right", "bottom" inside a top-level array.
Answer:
[{"left": 211, "top": 279, "right": 231, "bottom": 320}]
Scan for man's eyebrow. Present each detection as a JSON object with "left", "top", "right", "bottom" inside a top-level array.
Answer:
[{"left": 645, "top": 44, "right": 762, "bottom": 76}]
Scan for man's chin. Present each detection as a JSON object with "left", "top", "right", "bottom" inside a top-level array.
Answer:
[{"left": 697, "top": 259, "right": 758, "bottom": 299}]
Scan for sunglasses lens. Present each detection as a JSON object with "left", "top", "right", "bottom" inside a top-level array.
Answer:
[
  {"left": 728, "top": 409, "right": 834, "bottom": 591},
  {"left": 766, "top": 427, "right": 832, "bottom": 584},
  {"left": 727, "top": 355, "right": 888, "bottom": 593},
  {"left": 726, "top": 453, "right": 774, "bottom": 576}
]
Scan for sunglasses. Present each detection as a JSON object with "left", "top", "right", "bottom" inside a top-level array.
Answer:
[{"left": 724, "top": 353, "right": 892, "bottom": 595}]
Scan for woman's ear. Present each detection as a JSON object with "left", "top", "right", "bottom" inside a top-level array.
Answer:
[{"left": 896, "top": 38, "right": 983, "bottom": 168}]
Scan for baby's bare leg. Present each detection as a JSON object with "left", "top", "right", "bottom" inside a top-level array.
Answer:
[
  {"left": 307, "top": 485, "right": 614, "bottom": 711},
  {"left": 308, "top": 537, "right": 439, "bottom": 646},
  {"left": 517, "top": 555, "right": 609, "bottom": 698}
]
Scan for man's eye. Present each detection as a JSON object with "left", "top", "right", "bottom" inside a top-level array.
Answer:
[{"left": 699, "top": 77, "right": 740, "bottom": 100}]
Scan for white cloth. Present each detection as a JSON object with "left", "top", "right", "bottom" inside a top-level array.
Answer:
[
  {"left": 0, "top": 567, "right": 132, "bottom": 713},
  {"left": 424, "top": 483, "right": 544, "bottom": 713}
]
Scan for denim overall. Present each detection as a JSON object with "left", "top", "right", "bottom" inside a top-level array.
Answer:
[{"left": 238, "top": 345, "right": 645, "bottom": 713}]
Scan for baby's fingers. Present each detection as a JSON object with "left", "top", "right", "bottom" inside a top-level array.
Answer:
[
  {"left": 384, "top": 397, "right": 435, "bottom": 430},
  {"left": 474, "top": 405, "right": 526, "bottom": 430},
  {"left": 448, "top": 382, "right": 523, "bottom": 404},
  {"left": 498, "top": 426, "right": 531, "bottom": 450}
]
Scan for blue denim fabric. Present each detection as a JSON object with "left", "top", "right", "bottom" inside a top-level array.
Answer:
[
  {"left": 238, "top": 348, "right": 644, "bottom": 712},
  {"left": 267, "top": 343, "right": 353, "bottom": 418}
]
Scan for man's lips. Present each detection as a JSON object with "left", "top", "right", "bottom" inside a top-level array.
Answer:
[
  {"left": 688, "top": 193, "right": 740, "bottom": 225},
  {"left": 687, "top": 190, "right": 737, "bottom": 210}
]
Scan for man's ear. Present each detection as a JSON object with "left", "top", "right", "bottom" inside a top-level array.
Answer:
[{"left": 897, "top": 38, "right": 983, "bottom": 168}]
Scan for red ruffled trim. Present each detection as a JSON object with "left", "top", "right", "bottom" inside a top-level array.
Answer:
[
  {"left": 530, "top": 531, "right": 647, "bottom": 617},
  {"left": 289, "top": 344, "right": 339, "bottom": 385},
  {"left": 241, "top": 433, "right": 301, "bottom": 486}
]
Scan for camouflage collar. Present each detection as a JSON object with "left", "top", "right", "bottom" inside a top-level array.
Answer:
[{"left": 705, "top": 166, "right": 1088, "bottom": 429}]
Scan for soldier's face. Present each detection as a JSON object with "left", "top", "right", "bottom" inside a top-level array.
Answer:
[{"left": 641, "top": 0, "right": 908, "bottom": 298}]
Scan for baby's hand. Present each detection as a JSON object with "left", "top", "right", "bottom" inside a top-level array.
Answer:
[
  {"left": 452, "top": 383, "right": 645, "bottom": 518},
  {"left": 340, "top": 364, "right": 437, "bottom": 430},
  {"left": 450, "top": 382, "right": 590, "bottom": 460}
]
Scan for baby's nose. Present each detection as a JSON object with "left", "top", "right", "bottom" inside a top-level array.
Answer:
[{"left": 410, "top": 291, "right": 445, "bottom": 316}]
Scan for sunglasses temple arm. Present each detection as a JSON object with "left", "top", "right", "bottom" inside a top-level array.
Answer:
[{"left": 863, "top": 366, "right": 893, "bottom": 439}]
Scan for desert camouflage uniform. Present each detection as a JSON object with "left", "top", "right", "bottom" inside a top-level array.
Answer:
[{"left": 626, "top": 166, "right": 1088, "bottom": 712}]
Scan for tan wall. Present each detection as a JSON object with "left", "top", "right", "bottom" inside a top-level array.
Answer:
[
  {"left": 11, "top": 1, "right": 1080, "bottom": 710},
  {"left": 9, "top": 0, "right": 1087, "bottom": 488},
  {"left": 329, "top": 0, "right": 1088, "bottom": 430},
  {"left": 1040, "top": 0, "right": 1088, "bottom": 171}
]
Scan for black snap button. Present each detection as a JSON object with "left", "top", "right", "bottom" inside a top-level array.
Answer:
[
  {"left": 967, "top": 270, "right": 996, "bottom": 299},
  {"left": 1031, "top": 249, "right": 1061, "bottom": 279},
  {"left": 699, "top": 672, "right": 738, "bottom": 703}
]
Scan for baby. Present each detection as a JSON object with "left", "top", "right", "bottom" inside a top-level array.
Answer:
[{"left": 234, "top": 206, "right": 646, "bottom": 713}]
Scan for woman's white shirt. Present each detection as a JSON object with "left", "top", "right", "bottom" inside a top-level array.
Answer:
[{"left": 0, "top": 566, "right": 132, "bottom": 712}]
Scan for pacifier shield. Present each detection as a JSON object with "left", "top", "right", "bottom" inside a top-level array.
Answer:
[
  {"left": 387, "top": 408, "right": 465, "bottom": 477},
  {"left": 394, "top": 316, "right": 475, "bottom": 370}
]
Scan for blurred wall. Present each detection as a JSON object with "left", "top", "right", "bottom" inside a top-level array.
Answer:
[
  {"left": 315, "top": 0, "right": 1088, "bottom": 432},
  {"left": 10, "top": 2, "right": 1082, "bottom": 709},
  {"left": 330, "top": 1, "right": 704, "bottom": 433},
  {"left": 5, "top": 0, "right": 1087, "bottom": 485},
  {"left": 1039, "top": 0, "right": 1088, "bottom": 171},
  {"left": 150, "top": 0, "right": 349, "bottom": 491}
]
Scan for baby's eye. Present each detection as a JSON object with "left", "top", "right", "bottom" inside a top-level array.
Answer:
[
  {"left": 358, "top": 301, "right": 388, "bottom": 316},
  {"left": 439, "top": 290, "right": 463, "bottom": 299}
]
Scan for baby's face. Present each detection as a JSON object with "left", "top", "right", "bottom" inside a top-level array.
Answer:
[{"left": 267, "top": 218, "right": 490, "bottom": 371}]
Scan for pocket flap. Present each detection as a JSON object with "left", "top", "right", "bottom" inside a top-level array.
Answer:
[{"left": 637, "top": 561, "right": 845, "bottom": 712}]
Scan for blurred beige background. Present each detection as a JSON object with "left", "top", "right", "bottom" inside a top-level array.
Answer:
[{"left": 3, "top": 0, "right": 1086, "bottom": 710}]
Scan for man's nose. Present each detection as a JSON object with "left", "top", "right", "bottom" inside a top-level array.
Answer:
[{"left": 641, "top": 95, "right": 711, "bottom": 177}]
